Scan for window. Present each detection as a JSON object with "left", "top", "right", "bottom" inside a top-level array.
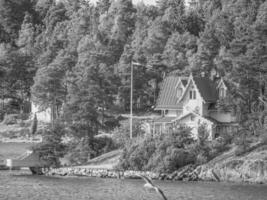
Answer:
[
  {"left": 189, "top": 90, "right": 196, "bottom": 99},
  {"left": 177, "top": 88, "right": 183, "bottom": 97},
  {"left": 219, "top": 87, "right": 226, "bottom": 98}
]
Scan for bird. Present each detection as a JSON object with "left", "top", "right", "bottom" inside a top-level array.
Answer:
[{"left": 138, "top": 174, "right": 168, "bottom": 200}]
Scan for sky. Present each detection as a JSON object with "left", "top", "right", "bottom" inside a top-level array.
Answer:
[
  {"left": 89, "top": 0, "right": 157, "bottom": 5},
  {"left": 132, "top": 0, "right": 157, "bottom": 5}
]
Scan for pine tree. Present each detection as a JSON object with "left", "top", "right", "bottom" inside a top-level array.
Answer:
[{"left": 17, "top": 12, "right": 35, "bottom": 55}]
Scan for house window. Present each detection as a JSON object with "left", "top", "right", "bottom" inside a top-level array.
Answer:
[
  {"left": 219, "top": 87, "right": 226, "bottom": 98},
  {"left": 189, "top": 90, "right": 196, "bottom": 99},
  {"left": 177, "top": 88, "right": 183, "bottom": 97}
]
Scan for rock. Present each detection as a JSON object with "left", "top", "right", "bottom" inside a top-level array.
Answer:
[
  {"left": 197, "top": 148, "right": 267, "bottom": 183},
  {"left": 169, "top": 171, "right": 178, "bottom": 180}
]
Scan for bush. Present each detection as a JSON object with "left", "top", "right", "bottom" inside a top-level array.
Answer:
[
  {"left": 209, "top": 137, "right": 229, "bottom": 158},
  {"left": 234, "top": 130, "right": 250, "bottom": 156},
  {"left": 66, "top": 136, "right": 117, "bottom": 165},
  {"left": 32, "top": 122, "right": 67, "bottom": 167},
  {"left": 118, "top": 136, "right": 156, "bottom": 170},
  {"left": 260, "top": 132, "right": 267, "bottom": 145},
  {"left": 118, "top": 127, "right": 197, "bottom": 172},
  {"left": 220, "top": 131, "right": 234, "bottom": 144},
  {"left": 66, "top": 138, "right": 97, "bottom": 165},
  {"left": 234, "top": 144, "right": 248, "bottom": 156},
  {"left": 196, "top": 154, "right": 208, "bottom": 165},
  {"left": 112, "top": 119, "right": 145, "bottom": 147},
  {"left": 2, "top": 114, "right": 19, "bottom": 125},
  {"left": 197, "top": 123, "right": 209, "bottom": 145},
  {"left": 94, "top": 136, "right": 117, "bottom": 155},
  {"left": 162, "top": 148, "right": 195, "bottom": 172}
]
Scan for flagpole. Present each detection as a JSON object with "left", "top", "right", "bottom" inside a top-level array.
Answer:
[{"left": 130, "top": 61, "right": 133, "bottom": 139}]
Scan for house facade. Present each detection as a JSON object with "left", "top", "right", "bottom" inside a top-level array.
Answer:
[{"left": 152, "top": 73, "right": 238, "bottom": 140}]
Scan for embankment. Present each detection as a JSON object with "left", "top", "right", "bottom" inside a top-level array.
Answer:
[
  {"left": 46, "top": 145, "right": 267, "bottom": 184},
  {"left": 195, "top": 144, "right": 267, "bottom": 184}
]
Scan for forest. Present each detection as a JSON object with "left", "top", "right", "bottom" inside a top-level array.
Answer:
[{"left": 0, "top": 0, "right": 266, "bottom": 167}]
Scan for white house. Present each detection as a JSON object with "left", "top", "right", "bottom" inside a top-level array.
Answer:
[
  {"left": 31, "top": 102, "right": 52, "bottom": 123},
  {"left": 152, "top": 73, "right": 238, "bottom": 140}
]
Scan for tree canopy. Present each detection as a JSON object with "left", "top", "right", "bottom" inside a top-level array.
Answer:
[{"left": 0, "top": 0, "right": 266, "bottom": 138}]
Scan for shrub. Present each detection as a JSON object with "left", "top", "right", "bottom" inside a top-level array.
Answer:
[
  {"left": 197, "top": 123, "right": 209, "bottom": 145},
  {"left": 94, "top": 136, "right": 117, "bottom": 155},
  {"left": 18, "top": 113, "right": 30, "bottom": 120},
  {"left": 112, "top": 119, "right": 145, "bottom": 147},
  {"left": 234, "top": 144, "right": 248, "bottom": 156},
  {"left": 234, "top": 129, "right": 250, "bottom": 156},
  {"left": 209, "top": 137, "right": 229, "bottom": 158},
  {"left": 2, "top": 114, "right": 18, "bottom": 125},
  {"left": 66, "top": 137, "right": 97, "bottom": 165},
  {"left": 66, "top": 135, "right": 117, "bottom": 165},
  {"left": 32, "top": 122, "right": 67, "bottom": 167},
  {"left": 118, "top": 136, "right": 156, "bottom": 170},
  {"left": 162, "top": 148, "right": 195, "bottom": 172},
  {"left": 220, "top": 131, "right": 234, "bottom": 144},
  {"left": 260, "top": 132, "right": 267, "bottom": 145},
  {"left": 196, "top": 154, "right": 208, "bottom": 165},
  {"left": 118, "top": 127, "right": 197, "bottom": 172}
]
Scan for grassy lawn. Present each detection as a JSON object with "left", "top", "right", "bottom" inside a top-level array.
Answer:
[{"left": 0, "top": 142, "right": 33, "bottom": 160}]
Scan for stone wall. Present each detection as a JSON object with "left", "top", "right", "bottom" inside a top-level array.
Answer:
[
  {"left": 46, "top": 167, "right": 160, "bottom": 179},
  {"left": 45, "top": 165, "right": 199, "bottom": 181}
]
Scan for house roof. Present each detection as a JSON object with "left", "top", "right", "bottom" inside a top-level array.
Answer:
[
  {"left": 192, "top": 76, "right": 219, "bottom": 103},
  {"left": 155, "top": 74, "right": 221, "bottom": 110},
  {"left": 174, "top": 112, "right": 216, "bottom": 125},
  {"left": 154, "top": 117, "right": 177, "bottom": 124},
  {"left": 155, "top": 76, "right": 183, "bottom": 110}
]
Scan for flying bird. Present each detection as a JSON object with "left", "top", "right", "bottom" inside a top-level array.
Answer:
[{"left": 138, "top": 174, "right": 168, "bottom": 200}]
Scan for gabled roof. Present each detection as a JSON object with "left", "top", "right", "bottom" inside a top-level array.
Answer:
[
  {"left": 155, "top": 74, "right": 220, "bottom": 110},
  {"left": 174, "top": 112, "right": 216, "bottom": 125},
  {"left": 154, "top": 117, "right": 177, "bottom": 124},
  {"left": 176, "top": 76, "right": 188, "bottom": 88},
  {"left": 192, "top": 76, "right": 219, "bottom": 103},
  {"left": 155, "top": 76, "right": 183, "bottom": 110},
  {"left": 217, "top": 78, "right": 229, "bottom": 89}
]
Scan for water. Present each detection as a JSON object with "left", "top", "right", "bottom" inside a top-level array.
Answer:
[{"left": 0, "top": 171, "right": 267, "bottom": 200}]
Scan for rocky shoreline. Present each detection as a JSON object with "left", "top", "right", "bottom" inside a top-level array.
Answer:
[
  {"left": 45, "top": 160, "right": 267, "bottom": 184},
  {"left": 46, "top": 167, "right": 159, "bottom": 179},
  {"left": 45, "top": 164, "right": 200, "bottom": 181},
  {"left": 45, "top": 144, "right": 267, "bottom": 184}
]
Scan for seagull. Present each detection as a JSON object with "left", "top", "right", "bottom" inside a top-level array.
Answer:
[{"left": 138, "top": 174, "right": 168, "bottom": 200}]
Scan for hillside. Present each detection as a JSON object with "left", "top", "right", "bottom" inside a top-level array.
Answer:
[{"left": 197, "top": 144, "right": 267, "bottom": 183}]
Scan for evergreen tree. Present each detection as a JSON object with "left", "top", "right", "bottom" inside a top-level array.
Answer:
[{"left": 17, "top": 12, "right": 35, "bottom": 55}]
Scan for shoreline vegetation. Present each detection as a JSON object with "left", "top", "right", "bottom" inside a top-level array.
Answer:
[
  {"left": 1, "top": 120, "right": 267, "bottom": 185},
  {"left": 43, "top": 142, "right": 267, "bottom": 184}
]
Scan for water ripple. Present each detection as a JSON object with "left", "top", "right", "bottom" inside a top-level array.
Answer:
[{"left": 1, "top": 171, "right": 267, "bottom": 200}]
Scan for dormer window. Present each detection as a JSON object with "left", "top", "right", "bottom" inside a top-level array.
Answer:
[
  {"left": 177, "top": 88, "right": 183, "bottom": 98},
  {"left": 189, "top": 90, "right": 196, "bottom": 99},
  {"left": 217, "top": 79, "right": 227, "bottom": 99},
  {"left": 219, "top": 87, "right": 226, "bottom": 98}
]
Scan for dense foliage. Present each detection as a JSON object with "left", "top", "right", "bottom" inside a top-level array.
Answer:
[
  {"left": 118, "top": 125, "right": 228, "bottom": 172},
  {"left": 0, "top": 0, "right": 266, "bottom": 164}
]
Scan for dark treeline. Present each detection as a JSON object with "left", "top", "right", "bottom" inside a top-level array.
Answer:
[{"left": 0, "top": 0, "right": 266, "bottom": 141}]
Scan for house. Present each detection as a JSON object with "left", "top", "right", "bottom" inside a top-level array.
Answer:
[
  {"left": 31, "top": 102, "right": 52, "bottom": 123},
  {"left": 152, "top": 73, "right": 238, "bottom": 140}
]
